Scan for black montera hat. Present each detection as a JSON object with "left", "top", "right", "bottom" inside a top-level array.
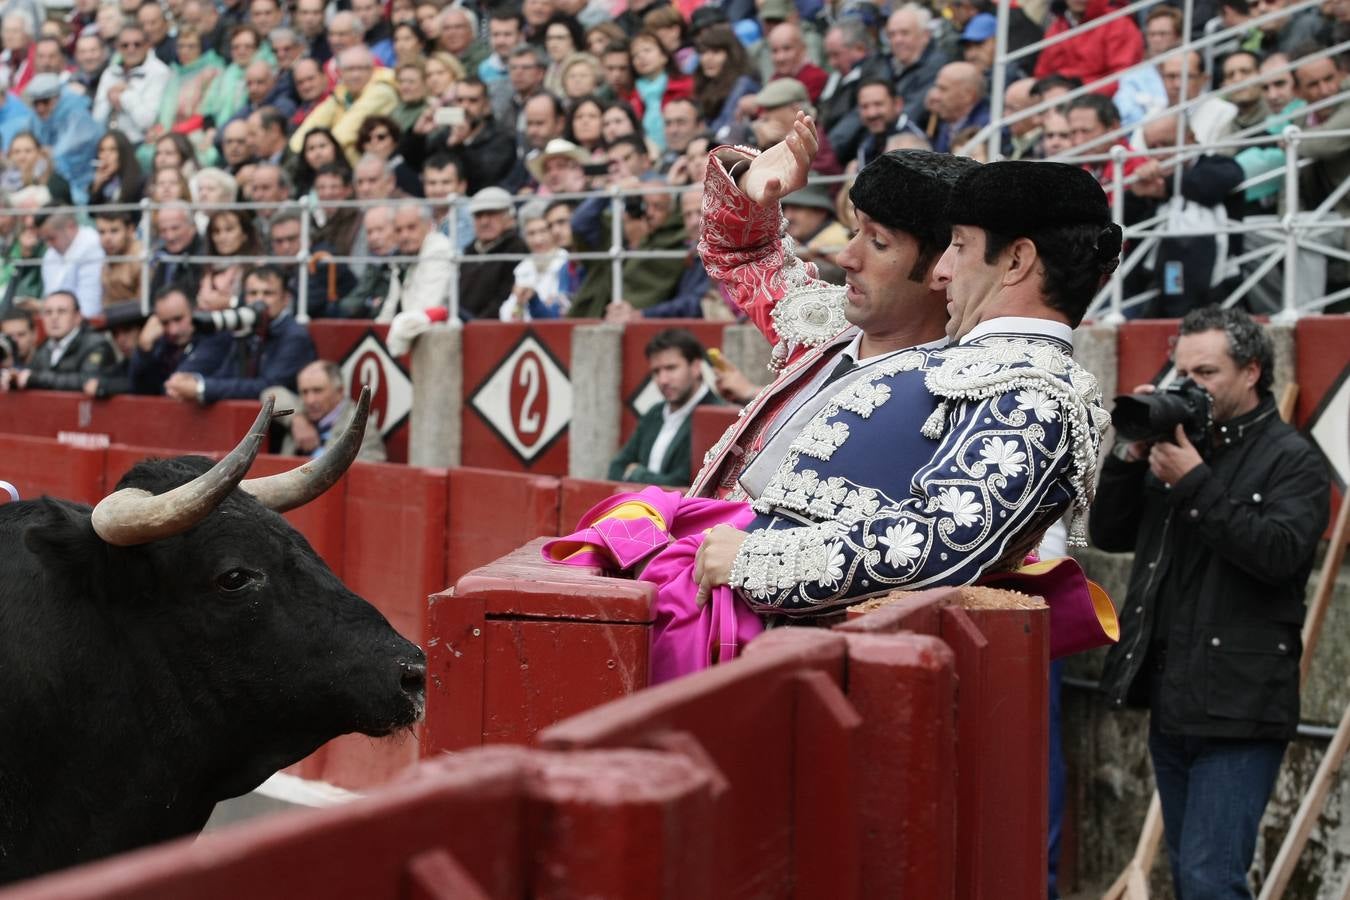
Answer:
[
  {"left": 849, "top": 150, "right": 981, "bottom": 249},
  {"left": 946, "top": 160, "right": 1112, "bottom": 235},
  {"left": 946, "top": 160, "right": 1122, "bottom": 271}
]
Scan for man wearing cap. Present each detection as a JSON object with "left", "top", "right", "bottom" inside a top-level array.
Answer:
[
  {"left": 781, "top": 183, "right": 848, "bottom": 272},
  {"left": 959, "top": 13, "right": 1027, "bottom": 92},
  {"left": 26, "top": 72, "right": 101, "bottom": 203},
  {"left": 687, "top": 116, "right": 1115, "bottom": 619},
  {"left": 749, "top": 78, "right": 841, "bottom": 175},
  {"left": 527, "top": 138, "right": 589, "bottom": 197},
  {"left": 459, "top": 186, "right": 528, "bottom": 320}
]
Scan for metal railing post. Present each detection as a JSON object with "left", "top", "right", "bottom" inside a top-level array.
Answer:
[
  {"left": 988, "top": 0, "right": 1011, "bottom": 162},
  {"left": 1106, "top": 145, "right": 1128, "bottom": 324},
  {"left": 138, "top": 197, "right": 152, "bottom": 316},
  {"left": 1277, "top": 125, "right": 1302, "bottom": 323},
  {"left": 447, "top": 195, "right": 461, "bottom": 322},
  {"left": 297, "top": 197, "right": 312, "bottom": 323},
  {"left": 609, "top": 184, "right": 624, "bottom": 309},
  {"left": 1174, "top": 0, "right": 1195, "bottom": 199}
]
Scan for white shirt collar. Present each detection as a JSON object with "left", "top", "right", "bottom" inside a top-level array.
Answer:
[
  {"left": 960, "top": 316, "right": 1073, "bottom": 348},
  {"left": 842, "top": 330, "right": 948, "bottom": 366}
]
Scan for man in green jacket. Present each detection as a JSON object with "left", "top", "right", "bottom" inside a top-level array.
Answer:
[
  {"left": 608, "top": 328, "right": 723, "bottom": 487},
  {"left": 567, "top": 166, "right": 688, "bottom": 319}
]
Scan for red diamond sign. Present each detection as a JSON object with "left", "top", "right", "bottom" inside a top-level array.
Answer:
[{"left": 469, "top": 332, "right": 573, "bottom": 464}]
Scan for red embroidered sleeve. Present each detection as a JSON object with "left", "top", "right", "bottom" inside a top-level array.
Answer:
[{"left": 697, "top": 148, "right": 827, "bottom": 351}]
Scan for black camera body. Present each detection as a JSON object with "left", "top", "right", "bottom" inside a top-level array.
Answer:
[
  {"left": 1111, "top": 378, "right": 1214, "bottom": 447},
  {"left": 192, "top": 301, "right": 269, "bottom": 337}
]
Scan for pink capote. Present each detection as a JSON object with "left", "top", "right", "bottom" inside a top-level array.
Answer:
[{"left": 540, "top": 487, "right": 764, "bottom": 684}]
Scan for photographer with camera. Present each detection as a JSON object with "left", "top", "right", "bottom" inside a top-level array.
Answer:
[
  {"left": 163, "top": 265, "right": 317, "bottom": 404},
  {"left": 1093, "top": 306, "right": 1330, "bottom": 900}
]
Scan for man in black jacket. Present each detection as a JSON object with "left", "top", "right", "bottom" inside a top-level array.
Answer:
[
  {"left": 1093, "top": 306, "right": 1330, "bottom": 900},
  {"left": 3, "top": 291, "right": 117, "bottom": 392}
]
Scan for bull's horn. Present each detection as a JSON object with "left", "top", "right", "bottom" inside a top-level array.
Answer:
[
  {"left": 91, "top": 398, "right": 275, "bottom": 546},
  {"left": 240, "top": 386, "right": 371, "bottom": 513}
]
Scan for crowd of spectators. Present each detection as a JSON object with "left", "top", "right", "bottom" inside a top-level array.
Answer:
[{"left": 0, "top": 0, "right": 1346, "bottom": 402}]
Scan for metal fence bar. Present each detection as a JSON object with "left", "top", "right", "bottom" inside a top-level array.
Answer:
[{"left": 1279, "top": 127, "right": 1303, "bottom": 323}]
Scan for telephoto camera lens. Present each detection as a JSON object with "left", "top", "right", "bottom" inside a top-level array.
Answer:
[
  {"left": 1111, "top": 379, "right": 1213, "bottom": 446},
  {"left": 191, "top": 301, "right": 269, "bottom": 337}
]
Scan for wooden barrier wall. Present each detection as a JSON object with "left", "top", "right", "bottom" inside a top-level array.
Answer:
[{"left": 0, "top": 588, "right": 1047, "bottom": 900}]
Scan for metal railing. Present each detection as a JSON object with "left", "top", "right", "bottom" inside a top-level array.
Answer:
[{"left": 0, "top": 180, "right": 712, "bottom": 325}]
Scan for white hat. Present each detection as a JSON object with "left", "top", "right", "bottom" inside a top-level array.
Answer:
[
  {"left": 467, "top": 186, "right": 514, "bottom": 215},
  {"left": 525, "top": 138, "right": 590, "bottom": 182}
]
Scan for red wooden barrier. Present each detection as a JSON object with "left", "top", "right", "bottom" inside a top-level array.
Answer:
[
  {"left": 103, "top": 444, "right": 210, "bottom": 490},
  {"left": 540, "top": 628, "right": 863, "bottom": 899},
  {"left": 839, "top": 588, "right": 1050, "bottom": 900},
  {"left": 0, "top": 434, "right": 105, "bottom": 505},
  {"left": 1294, "top": 317, "right": 1348, "bottom": 525},
  {"left": 343, "top": 461, "right": 449, "bottom": 645},
  {"left": 618, "top": 320, "right": 730, "bottom": 438},
  {"left": 460, "top": 322, "right": 580, "bottom": 475},
  {"left": 0, "top": 746, "right": 723, "bottom": 900},
  {"left": 557, "top": 476, "right": 625, "bottom": 534},
  {"left": 423, "top": 539, "right": 653, "bottom": 755},
  {"left": 446, "top": 467, "right": 560, "bottom": 585},
  {"left": 0, "top": 392, "right": 258, "bottom": 452},
  {"left": 308, "top": 321, "right": 411, "bottom": 464},
  {"left": 1115, "top": 320, "right": 1177, "bottom": 395}
]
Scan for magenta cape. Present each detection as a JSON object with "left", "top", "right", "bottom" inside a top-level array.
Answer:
[{"left": 541, "top": 487, "right": 765, "bottom": 684}]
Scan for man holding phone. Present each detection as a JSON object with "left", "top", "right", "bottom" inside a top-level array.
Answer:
[{"left": 427, "top": 76, "right": 516, "bottom": 194}]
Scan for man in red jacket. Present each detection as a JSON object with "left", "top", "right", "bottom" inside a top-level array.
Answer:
[{"left": 1034, "top": 0, "right": 1144, "bottom": 96}]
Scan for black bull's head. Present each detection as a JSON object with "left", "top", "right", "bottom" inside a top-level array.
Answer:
[{"left": 0, "top": 388, "right": 425, "bottom": 882}]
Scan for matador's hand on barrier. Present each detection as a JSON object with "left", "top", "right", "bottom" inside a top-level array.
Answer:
[{"left": 741, "top": 113, "right": 819, "bottom": 208}]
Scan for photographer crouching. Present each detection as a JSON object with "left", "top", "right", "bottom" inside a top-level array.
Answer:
[
  {"left": 1093, "top": 306, "right": 1330, "bottom": 899},
  {"left": 162, "top": 265, "right": 316, "bottom": 405}
]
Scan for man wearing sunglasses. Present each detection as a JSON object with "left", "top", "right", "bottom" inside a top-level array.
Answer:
[{"left": 91, "top": 24, "right": 168, "bottom": 143}]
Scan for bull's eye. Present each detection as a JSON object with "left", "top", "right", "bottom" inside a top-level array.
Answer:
[{"left": 216, "top": 568, "right": 257, "bottom": 593}]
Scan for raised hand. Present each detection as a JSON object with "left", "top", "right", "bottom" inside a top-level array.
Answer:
[{"left": 740, "top": 112, "right": 819, "bottom": 207}]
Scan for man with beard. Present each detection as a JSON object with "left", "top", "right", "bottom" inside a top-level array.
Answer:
[{"left": 608, "top": 328, "right": 725, "bottom": 486}]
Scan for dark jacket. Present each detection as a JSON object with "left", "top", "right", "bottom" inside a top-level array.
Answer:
[
  {"left": 413, "top": 118, "right": 518, "bottom": 196},
  {"left": 459, "top": 230, "right": 528, "bottom": 320},
  {"left": 149, "top": 235, "right": 205, "bottom": 300},
  {"left": 199, "top": 310, "right": 317, "bottom": 403},
  {"left": 567, "top": 197, "right": 687, "bottom": 319},
  {"left": 607, "top": 387, "right": 723, "bottom": 486},
  {"left": 1093, "top": 394, "right": 1330, "bottom": 740},
  {"left": 25, "top": 324, "right": 117, "bottom": 391},
  {"left": 127, "top": 330, "right": 235, "bottom": 395}
]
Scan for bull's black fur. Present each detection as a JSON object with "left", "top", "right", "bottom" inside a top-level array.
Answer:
[{"left": 0, "top": 456, "right": 424, "bottom": 884}]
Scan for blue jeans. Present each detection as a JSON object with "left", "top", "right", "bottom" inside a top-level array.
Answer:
[{"left": 1148, "top": 718, "right": 1286, "bottom": 900}]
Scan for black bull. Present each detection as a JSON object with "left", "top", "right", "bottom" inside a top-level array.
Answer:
[{"left": 0, "top": 390, "right": 425, "bottom": 884}]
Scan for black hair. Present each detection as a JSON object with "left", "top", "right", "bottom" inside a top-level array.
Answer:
[
  {"left": 1, "top": 307, "right": 34, "bottom": 327},
  {"left": 315, "top": 162, "right": 354, "bottom": 186},
  {"left": 424, "top": 153, "right": 464, "bottom": 180},
  {"left": 542, "top": 12, "right": 584, "bottom": 50},
  {"left": 857, "top": 76, "right": 896, "bottom": 98},
  {"left": 982, "top": 222, "right": 1121, "bottom": 327},
  {"left": 154, "top": 282, "right": 196, "bottom": 309},
  {"left": 644, "top": 327, "right": 705, "bottom": 363},
  {"left": 606, "top": 133, "right": 648, "bottom": 158},
  {"left": 488, "top": 7, "right": 524, "bottom": 27},
  {"left": 93, "top": 209, "right": 137, "bottom": 226},
  {"left": 1179, "top": 305, "right": 1275, "bottom": 394},
  {"left": 1030, "top": 74, "right": 1081, "bottom": 98},
  {"left": 1065, "top": 92, "right": 1120, "bottom": 129}
]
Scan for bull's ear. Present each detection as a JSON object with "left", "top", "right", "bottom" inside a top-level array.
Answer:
[{"left": 23, "top": 499, "right": 106, "bottom": 579}]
